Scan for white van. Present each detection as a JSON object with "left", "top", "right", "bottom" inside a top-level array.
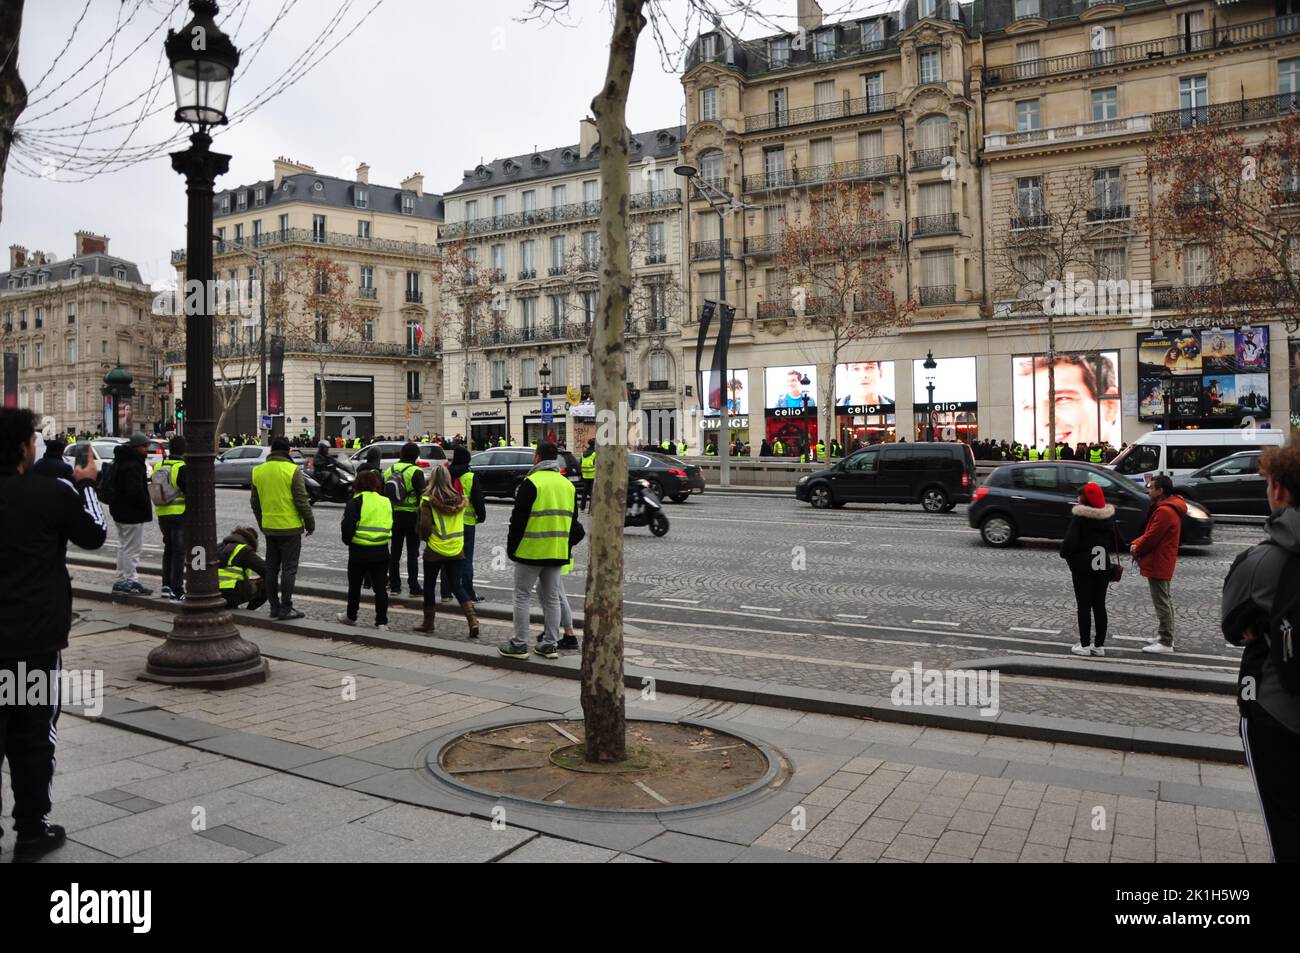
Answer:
[{"left": 1110, "top": 429, "right": 1285, "bottom": 483}]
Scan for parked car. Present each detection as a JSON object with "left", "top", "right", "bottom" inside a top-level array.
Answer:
[
  {"left": 344, "top": 441, "right": 445, "bottom": 475},
  {"left": 629, "top": 451, "right": 706, "bottom": 503},
  {"left": 1173, "top": 450, "right": 1267, "bottom": 515},
  {"left": 213, "top": 445, "right": 308, "bottom": 487},
  {"left": 968, "top": 461, "right": 1213, "bottom": 548},
  {"left": 1109, "top": 428, "right": 1283, "bottom": 485},
  {"left": 469, "top": 447, "right": 582, "bottom": 499},
  {"left": 64, "top": 438, "right": 151, "bottom": 481},
  {"left": 795, "top": 441, "right": 977, "bottom": 512}
]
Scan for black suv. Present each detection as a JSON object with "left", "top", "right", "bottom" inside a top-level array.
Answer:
[
  {"left": 469, "top": 447, "right": 582, "bottom": 499},
  {"left": 795, "top": 442, "right": 977, "bottom": 512}
]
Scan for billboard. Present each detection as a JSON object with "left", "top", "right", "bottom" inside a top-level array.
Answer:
[
  {"left": 1012, "top": 351, "right": 1121, "bottom": 448},
  {"left": 764, "top": 365, "right": 818, "bottom": 410},
  {"left": 703, "top": 368, "right": 749, "bottom": 416},
  {"left": 835, "top": 361, "right": 896, "bottom": 415},
  {"left": 1138, "top": 327, "right": 1268, "bottom": 423},
  {"left": 911, "top": 356, "right": 977, "bottom": 411}
]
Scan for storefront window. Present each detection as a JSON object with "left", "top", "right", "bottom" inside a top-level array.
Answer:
[{"left": 915, "top": 410, "right": 977, "bottom": 442}]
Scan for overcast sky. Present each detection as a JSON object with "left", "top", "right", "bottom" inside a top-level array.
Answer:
[{"left": 3, "top": 0, "right": 884, "bottom": 287}]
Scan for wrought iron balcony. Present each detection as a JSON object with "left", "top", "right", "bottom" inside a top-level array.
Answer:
[
  {"left": 1011, "top": 211, "right": 1052, "bottom": 230},
  {"left": 852, "top": 292, "right": 893, "bottom": 312},
  {"left": 405, "top": 290, "right": 423, "bottom": 303},
  {"left": 985, "top": 114, "right": 1152, "bottom": 152},
  {"left": 439, "top": 200, "right": 603, "bottom": 240},
  {"left": 919, "top": 284, "right": 956, "bottom": 306},
  {"left": 164, "top": 336, "right": 442, "bottom": 365},
  {"left": 1173, "top": 196, "right": 1220, "bottom": 215},
  {"left": 744, "top": 234, "right": 781, "bottom": 256},
  {"left": 756, "top": 298, "right": 794, "bottom": 320},
  {"left": 1151, "top": 93, "right": 1300, "bottom": 133},
  {"left": 518, "top": 269, "right": 537, "bottom": 280},
  {"left": 490, "top": 388, "right": 506, "bottom": 398},
  {"left": 472, "top": 321, "right": 590, "bottom": 348},
  {"left": 911, "top": 213, "right": 960, "bottom": 237},
  {"left": 910, "top": 146, "right": 954, "bottom": 171},
  {"left": 742, "top": 155, "right": 900, "bottom": 193},
  {"left": 467, "top": 390, "right": 481, "bottom": 400},
  {"left": 177, "top": 228, "right": 441, "bottom": 264},
  {"left": 1087, "top": 204, "right": 1131, "bottom": 222},
  {"left": 687, "top": 29, "right": 899, "bottom": 76},
  {"left": 548, "top": 266, "right": 566, "bottom": 276},
  {"left": 647, "top": 380, "right": 671, "bottom": 391},
  {"left": 518, "top": 387, "right": 539, "bottom": 397},
  {"left": 580, "top": 256, "right": 600, "bottom": 272},
  {"left": 645, "top": 252, "right": 668, "bottom": 265},
  {"left": 630, "top": 188, "right": 681, "bottom": 210},
  {"left": 743, "top": 93, "right": 897, "bottom": 133},
  {"left": 358, "top": 287, "right": 377, "bottom": 299},
  {"left": 691, "top": 177, "right": 729, "bottom": 200},
  {"left": 489, "top": 268, "right": 507, "bottom": 284},
  {"left": 985, "top": 15, "right": 1300, "bottom": 85},
  {"left": 644, "top": 317, "right": 669, "bottom": 333},
  {"left": 691, "top": 239, "right": 734, "bottom": 260}
]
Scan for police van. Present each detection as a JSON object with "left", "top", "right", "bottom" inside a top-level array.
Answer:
[{"left": 1109, "top": 428, "right": 1285, "bottom": 484}]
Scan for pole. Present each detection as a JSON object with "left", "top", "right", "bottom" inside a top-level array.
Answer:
[
  {"left": 717, "top": 206, "right": 730, "bottom": 487},
  {"left": 145, "top": 130, "right": 266, "bottom": 688},
  {"left": 259, "top": 253, "right": 267, "bottom": 445},
  {"left": 927, "top": 381, "right": 935, "bottom": 442}
]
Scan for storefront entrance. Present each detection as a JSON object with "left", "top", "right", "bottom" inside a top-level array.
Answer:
[{"left": 914, "top": 410, "right": 978, "bottom": 443}]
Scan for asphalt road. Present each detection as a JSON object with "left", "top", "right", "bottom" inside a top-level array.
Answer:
[{"left": 72, "top": 488, "right": 1263, "bottom": 735}]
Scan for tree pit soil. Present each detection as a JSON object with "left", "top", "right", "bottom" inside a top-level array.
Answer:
[{"left": 438, "top": 720, "right": 772, "bottom": 810}]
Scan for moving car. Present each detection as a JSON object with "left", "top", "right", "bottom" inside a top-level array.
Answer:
[
  {"left": 64, "top": 438, "right": 155, "bottom": 479},
  {"left": 1109, "top": 429, "right": 1283, "bottom": 484},
  {"left": 213, "top": 445, "right": 308, "bottom": 487},
  {"left": 629, "top": 451, "right": 706, "bottom": 503},
  {"left": 795, "top": 441, "right": 977, "bottom": 512},
  {"left": 469, "top": 447, "right": 582, "bottom": 499},
  {"left": 968, "top": 460, "right": 1213, "bottom": 548},
  {"left": 1172, "top": 450, "right": 1267, "bottom": 515},
  {"left": 345, "top": 441, "right": 445, "bottom": 475}
]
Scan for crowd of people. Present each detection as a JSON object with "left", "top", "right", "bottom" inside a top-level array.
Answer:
[{"left": 969, "top": 438, "right": 1122, "bottom": 464}]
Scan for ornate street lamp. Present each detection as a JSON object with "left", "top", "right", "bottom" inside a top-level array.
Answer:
[
  {"left": 923, "top": 349, "right": 938, "bottom": 443},
  {"left": 539, "top": 360, "right": 551, "bottom": 398},
  {"left": 503, "top": 378, "right": 513, "bottom": 445},
  {"left": 145, "top": 0, "right": 267, "bottom": 688}
]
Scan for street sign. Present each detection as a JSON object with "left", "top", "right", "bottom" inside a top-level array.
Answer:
[
  {"left": 541, "top": 398, "right": 553, "bottom": 416},
  {"left": 542, "top": 415, "right": 553, "bottom": 425},
  {"left": 260, "top": 414, "right": 272, "bottom": 431}
]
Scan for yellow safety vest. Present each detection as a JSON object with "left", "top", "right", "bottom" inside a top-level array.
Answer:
[
  {"left": 774, "top": 441, "right": 785, "bottom": 455},
  {"left": 1090, "top": 448, "right": 1103, "bottom": 463},
  {"left": 423, "top": 499, "right": 466, "bottom": 558},
  {"left": 251, "top": 458, "right": 303, "bottom": 531},
  {"left": 581, "top": 451, "right": 596, "bottom": 480},
  {"left": 353, "top": 491, "right": 393, "bottom": 546},
  {"left": 385, "top": 461, "right": 420, "bottom": 512},
  {"left": 460, "top": 471, "right": 478, "bottom": 526},
  {"left": 154, "top": 459, "right": 186, "bottom": 516},
  {"left": 218, "top": 542, "right": 251, "bottom": 590},
  {"left": 515, "top": 470, "right": 575, "bottom": 562}
]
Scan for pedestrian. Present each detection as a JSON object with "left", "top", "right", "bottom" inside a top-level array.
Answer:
[
  {"left": 449, "top": 444, "right": 485, "bottom": 602},
  {"left": 385, "top": 442, "right": 426, "bottom": 596},
  {"left": 337, "top": 470, "right": 392, "bottom": 630},
  {"left": 250, "top": 435, "right": 315, "bottom": 620},
  {"left": 32, "top": 436, "right": 72, "bottom": 480},
  {"left": 1130, "top": 474, "right": 1186, "bottom": 653},
  {"left": 1059, "top": 481, "right": 1118, "bottom": 657},
  {"left": 0, "top": 407, "right": 107, "bottom": 861},
  {"left": 356, "top": 446, "right": 383, "bottom": 477},
  {"left": 1221, "top": 438, "right": 1300, "bottom": 861},
  {"left": 109, "top": 432, "right": 154, "bottom": 595},
  {"left": 217, "top": 526, "right": 267, "bottom": 610},
  {"left": 580, "top": 438, "right": 596, "bottom": 513},
  {"left": 499, "top": 441, "right": 585, "bottom": 660},
  {"left": 154, "top": 434, "right": 188, "bottom": 602},
  {"left": 412, "top": 465, "right": 479, "bottom": 637}
]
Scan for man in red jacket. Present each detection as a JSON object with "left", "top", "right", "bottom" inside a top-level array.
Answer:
[{"left": 1130, "top": 474, "right": 1187, "bottom": 653}]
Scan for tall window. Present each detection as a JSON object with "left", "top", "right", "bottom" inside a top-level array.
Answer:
[
  {"left": 66, "top": 384, "right": 77, "bottom": 414},
  {"left": 1184, "top": 244, "right": 1213, "bottom": 286},
  {"left": 491, "top": 360, "right": 507, "bottom": 392},
  {"left": 700, "top": 270, "right": 721, "bottom": 303},
  {"left": 918, "top": 48, "right": 941, "bottom": 85},
  {"left": 700, "top": 150, "right": 723, "bottom": 186},
  {"left": 917, "top": 114, "right": 947, "bottom": 152},
  {"left": 1096, "top": 247, "right": 1126, "bottom": 283},
  {"left": 278, "top": 213, "right": 289, "bottom": 234},
  {"left": 493, "top": 195, "right": 507, "bottom": 220},
  {"left": 521, "top": 240, "right": 536, "bottom": 276},
  {"left": 861, "top": 20, "right": 883, "bottom": 50},
  {"left": 314, "top": 312, "right": 328, "bottom": 343},
  {"left": 465, "top": 199, "right": 478, "bottom": 221},
  {"left": 406, "top": 270, "right": 420, "bottom": 301},
  {"left": 34, "top": 342, "right": 42, "bottom": 368},
  {"left": 360, "top": 265, "right": 374, "bottom": 290},
  {"left": 763, "top": 146, "right": 787, "bottom": 188},
  {"left": 1016, "top": 99, "right": 1041, "bottom": 133},
  {"left": 234, "top": 223, "right": 244, "bottom": 243},
  {"left": 407, "top": 319, "right": 421, "bottom": 354},
  {"left": 920, "top": 249, "right": 954, "bottom": 292},
  {"left": 521, "top": 359, "right": 536, "bottom": 391},
  {"left": 700, "top": 87, "right": 719, "bottom": 121},
  {"left": 814, "top": 81, "right": 836, "bottom": 121},
  {"left": 521, "top": 297, "right": 537, "bottom": 336},
  {"left": 492, "top": 244, "right": 506, "bottom": 273},
  {"left": 1093, "top": 168, "right": 1121, "bottom": 210},
  {"left": 1091, "top": 87, "right": 1119, "bottom": 123},
  {"left": 810, "top": 137, "right": 833, "bottom": 169},
  {"left": 522, "top": 190, "right": 537, "bottom": 212},
  {"left": 1016, "top": 176, "right": 1045, "bottom": 223},
  {"left": 1090, "top": 26, "right": 1115, "bottom": 67},
  {"left": 768, "top": 88, "right": 788, "bottom": 126},
  {"left": 647, "top": 221, "right": 666, "bottom": 259},
  {"left": 1018, "top": 254, "right": 1047, "bottom": 299},
  {"left": 769, "top": 37, "right": 790, "bottom": 68},
  {"left": 1015, "top": 41, "right": 1040, "bottom": 80},
  {"left": 864, "top": 72, "right": 885, "bottom": 110},
  {"left": 407, "top": 370, "right": 421, "bottom": 399},
  {"left": 362, "top": 318, "right": 374, "bottom": 342},
  {"left": 1177, "top": 10, "right": 1206, "bottom": 52},
  {"left": 552, "top": 356, "right": 567, "bottom": 388},
  {"left": 650, "top": 350, "right": 669, "bottom": 384},
  {"left": 1179, "top": 75, "right": 1209, "bottom": 125},
  {"left": 312, "top": 214, "right": 326, "bottom": 242},
  {"left": 551, "top": 185, "right": 567, "bottom": 208},
  {"left": 253, "top": 219, "right": 262, "bottom": 243},
  {"left": 466, "top": 362, "right": 479, "bottom": 395},
  {"left": 582, "top": 290, "right": 597, "bottom": 326},
  {"left": 582, "top": 353, "right": 592, "bottom": 386},
  {"left": 1281, "top": 57, "right": 1300, "bottom": 108},
  {"left": 66, "top": 337, "right": 77, "bottom": 362},
  {"left": 858, "top": 130, "right": 883, "bottom": 160},
  {"left": 548, "top": 294, "right": 565, "bottom": 331},
  {"left": 919, "top": 181, "right": 951, "bottom": 217},
  {"left": 550, "top": 235, "right": 566, "bottom": 272},
  {"left": 582, "top": 230, "right": 598, "bottom": 265},
  {"left": 583, "top": 180, "right": 599, "bottom": 203}
]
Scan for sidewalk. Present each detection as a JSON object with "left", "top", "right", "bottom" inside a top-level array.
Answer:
[{"left": 3, "top": 600, "right": 1269, "bottom": 863}]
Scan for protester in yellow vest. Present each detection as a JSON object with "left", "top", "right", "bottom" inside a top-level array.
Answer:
[
  {"left": 815, "top": 440, "right": 825, "bottom": 462},
  {"left": 580, "top": 438, "right": 596, "bottom": 513},
  {"left": 384, "top": 442, "right": 427, "bottom": 596},
  {"left": 154, "top": 434, "right": 188, "bottom": 601},
  {"left": 250, "top": 436, "right": 315, "bottom": 620},
  {"left": 449, "top": 445, "right": 485, "bottom": 603},
  {"left": 336, "top": 469, "right": 392, "bottom": 629},
  {"left": 413, "top": 464, "right": 479, "bottom": 638},
  {"left": 216, "top": 526, "right": 267, "bottom": 610},
  {"left": 500, "top": 441, "right": 585, "bottom": 660},
  {"left": 773, "top": 438, "right": 786, "bottom": 456}
]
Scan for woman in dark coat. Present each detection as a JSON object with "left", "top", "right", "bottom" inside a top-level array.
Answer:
[{"left": 1059, "top": 481, "right": 1118, "bottom": 657}]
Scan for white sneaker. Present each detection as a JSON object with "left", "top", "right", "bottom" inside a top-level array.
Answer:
[
  {"left": 1090, "top": 646, "right": 1106, "bottom": 657},
  {"left": 334, "top": 612, "right": 356, "bottom": 626},
  {"left": 1070, "top": 644, "right": 1091, "bottom": 657},
  {"left": 1142, "top": 642, "right": 1174, "bottom": 654},
  {"left": 374, "top": 624, "right": 389, "bottom": 631}
]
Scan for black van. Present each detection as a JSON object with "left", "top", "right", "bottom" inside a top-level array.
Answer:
[{"left": 794, "top": 442, "right": 977, "bottom": 512}]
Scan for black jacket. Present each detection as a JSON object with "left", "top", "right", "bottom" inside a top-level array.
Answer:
[
  {"left": 450, "top": 462, "right": 486, "bottom": 524},
  {"left": 0, "top": 466, "right": 108, "bottom": 658},
  {"left": 32, "top": 456, "right": 74, "bottom": 481},
  {"left": 507, "top": 463, "right": 584, "bottom": 565},
  {"left": 109, "top": 444, "right": 152, "bottom": 524},
  {"left": 1059, "top": 503, "right": 1118, "bottom": 575},
  {"left": 341, "top": 492, "right": 390, "bottom": 561}
]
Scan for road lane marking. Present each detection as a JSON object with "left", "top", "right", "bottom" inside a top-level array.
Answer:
[
  {"left": 913, "top": 619, "right": 959, "bottom": 627},
  {"left": 661, "top": 597, "right": 700, "bottom": 604},
  {"left": 740, "top": 605, "right": 780, "bottom": 613},
  {"left": 813, "top": 540, "right": 852, "bottom": 545},
  {"left": 1010, "top": 626, "right": 1061, "bottom": 635}
]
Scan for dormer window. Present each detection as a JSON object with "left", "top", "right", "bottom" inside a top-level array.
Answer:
[
  {"left": 919, "top": 0, "right": 937, "bottom": 18},
  {"left": 503, "top": 159, "right": 520, "bottom": 175},
  {"left": 861, "top": 19, "right": 883, "bottom": 50},
  {"left": 814, "top": 29, "right": 836, "bottom": 61},
  {"left": 69, "top": 265, "right": 82, "bottom": 279},
  {"left": 530, "top": 153, "right": 548, "bottom": 170},
  {"left": 402, "top": 193, "right": 415, "bottom": 215},
  {"left": 700, "top": 33, "right": 719, "bottom": 58},
  {"left": 312, "top": 180, "right": 325, "bottom": 196},
  {"left": 219, "top": 194, "right": 231, "bottom": 213},
  {"left": 112, "top": 266, "right": 126, "bottom": 280},
  {"left": 769, "top": 37, "right": 790, "bottom": 68},
  {"left": 254, "top": 186, "right": 266, "bottom": 206},
  {"left": 474, "top": 164, "right": 491, "bottom": 180},
  {"left": 355, "top": 187, "right": 369, "bottom": 209},
  {"left": 236, "top": 191, "right": 248, "bottom": 210}
]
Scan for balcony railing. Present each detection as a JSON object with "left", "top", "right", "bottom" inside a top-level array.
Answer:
[
  {"left": 1173, "top": 196, "right": 1220, "bottom": 215},
  {"left": 1149, "top": 279, "right": 1299, "bottom": 310},
  {"left": 472, "top": 321, "right": 590, "bottom": 348},
  {"left": 852, "top": 292, "right": 893, "bottom": 312},
  {"left": 911, "top": 213, "right": 960, "bottom": 237},
  {"left": 746, "top": 220, "right": 902, "bottom": 256},
  {"left": 489, "top": 268, "right": 507, "bottom": 284},
  {"left": 518, "top": 387, "right": 539, "bottom": 397},
  {"left": 910, "top": 146, "right": 954, "bottom": 171},
  {"left": 580, "top": 257, "right": 600, "bottom": 272},
  {"left": 548, "top": 266, "right": 566, "bottom": 276},
  {"left": 647, "top": 380, "right": 671, "bottom": 391},
  {"left": 985, "top": 114, "right": 1152, "bottom": 152},
  {"left": 743, "top": 93, "right": 897, "bottom": 133},
  {"left": 1087, "top": 204, "right": 1131, "bottom": 222},
  {"left": 756, "top": 298, "right": 794, "bottom": 320},
  {"left": 1150, "top": 92, "right": 1300, "bottom": 133},
  {"left": 630, "top": 188, "right": 681, "bottom": 210},
  {"left": 919, "top": 285, "right": 956, "bottom": 306},
  {"left": 405, "top": 290, "right": 423, "bottom": 304},
  {"left": 687, "top": 30, "right": 900, "bottom": 77},
  {"left": 439, "top": 200, "right": 602, "bottom": 240},
  {"left": 644, "top": 317, "right": 668, "bottom": 333},
  {"left": 985, "top": 15, "right": 1300, "bottom": 85},
  {"left": 691, "top": 177, "right": 729, "bottom": 200},
  {"left": 518, "top": 269, "right": 537, "bottom": 280},
  {"left": 1011, "top": 210, "right": 1052, "bottom": 230},
  {"left": 358, "top": 287, "right": 377, "bottom": 299},
  {"left": 691, "top": 239, "right": 734, "bottom": 260},
  {"left": 744, "top": 234, "right": 781, "bottom": 256},
  {"left": 176, "top": 228, "right": 440, "bottom": 264},
  {"left": 645, "top": 252, "right": 668, "bottom": 265},
  {"left": 165, "top": 336, "right": 442, "bottom": 365},
  {"left": 490, "top": 389, "right": 506, "bottom": 399},
  {"left": 741, "top": 154, "right": 900, "bottom": 193}
]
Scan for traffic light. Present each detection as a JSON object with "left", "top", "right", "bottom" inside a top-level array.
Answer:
[{"left": 175, "top": 399, "right": 185, "bottom": 420}]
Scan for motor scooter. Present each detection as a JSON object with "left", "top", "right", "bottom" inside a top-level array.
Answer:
[{"left": 625, "top": 479, "right": 669, "bottom": 536}]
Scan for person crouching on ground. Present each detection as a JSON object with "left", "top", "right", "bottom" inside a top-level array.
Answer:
[
  {"left": 337, "top": 469, "right": 392, "bottom": 631},
  {"left": 217, "top": 526, "right": 268, "bottom": 611},
  {"left": 1059, "top": 481, "right": 1118, "bottom": 657},
  {"left": 413, "top": 465, "right": 479, "bottom": 638}
]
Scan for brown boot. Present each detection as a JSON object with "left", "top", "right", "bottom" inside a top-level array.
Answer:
[
  {"left": 413, "top": 606, "right": 436, "bottom": 633},
  {"left": 461, "top": 601, "right": 480, "bottom": 639}
]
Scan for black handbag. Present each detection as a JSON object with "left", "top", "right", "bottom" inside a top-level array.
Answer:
[{"left": 1109, "top": 523, "right": 1124, "bottom": 583}]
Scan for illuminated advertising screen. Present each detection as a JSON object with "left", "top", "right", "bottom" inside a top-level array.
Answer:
[
  {"left": 764, "top": 365, "right": 819, "bottom": 412},
  {"left": 1012, "top": 351, "right": 1121, "bottom": 448},
  {"left": 911, "top": 356, "right": 977, "bottom": 411},
  {"left": 703, "top": 369, "right": 748, "bottom": 416},
  {"left": 834, "top": 361, "right": 896, "bottom": 415}
]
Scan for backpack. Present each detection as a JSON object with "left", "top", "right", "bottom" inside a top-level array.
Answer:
[
  {"left": 97, "top": 460, "right": 116, "bottom": 505},
  {"left": 384, "top": 465, "right": 407, "bottom": 503},
  {"left": 149, "top": 462, "right": 182, "bottom": 507},
  {"left": 1267, "top": 550, "right": 1300, "bottom": 693}
]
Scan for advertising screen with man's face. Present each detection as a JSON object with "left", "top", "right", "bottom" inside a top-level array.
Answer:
[
  {"left": 835, "top": 361, "right": 895, "bottom": 413},
  {"left": 765, "top": 365, "right": 818, "bottom": 410},
  {"left": 704, "top": 369, "right": 749, "bottom": 416},
  {"left": 1012, "top": 351, "right": 1121, "bottom": 448}
]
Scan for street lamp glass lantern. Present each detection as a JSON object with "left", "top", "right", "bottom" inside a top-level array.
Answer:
[
  {"left": 165, "top": 1, "right": 240, "bottom": 128},
  {"left": 673, "top": 164, "right": 700, "bottom": 179}
]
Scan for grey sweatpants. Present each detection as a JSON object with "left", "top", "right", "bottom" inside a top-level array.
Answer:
[
  {"left": 114, "top": 522, "right": 145, "bottom": 584},
  {"left": 513, "top": 563, "right": 561, "bottom": 647},
  {"left": 1148, "top": 577, "right": 1174, "bottom": 646}
]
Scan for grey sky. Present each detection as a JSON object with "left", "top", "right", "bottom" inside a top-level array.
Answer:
[{"left": 3, "top": 0, "right": 882, "bottom": 287}]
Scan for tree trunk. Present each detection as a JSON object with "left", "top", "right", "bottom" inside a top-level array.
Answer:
[
  {"left": 0, "top": 0, "right": 27, "bottom": 227},
  {"left": 581, "top": 0, "right": 645, "bottom": 764}
]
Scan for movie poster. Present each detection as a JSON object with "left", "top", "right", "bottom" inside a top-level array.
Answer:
[
  {"left": 1172, "top": 377, "right": 1203, "bottom": 419},
  {"left": 1235, "top": 373, "right": 1270, "bottom": 415},
  {"left": 1200, "top": 329, "right": 1235, "bottom": 374},
  {"left": 1203, "top": 375, "right": 1238, "bottom": 418},
  {"left": 1236, "top": 327, "right": 1269, "bottom": 370}
]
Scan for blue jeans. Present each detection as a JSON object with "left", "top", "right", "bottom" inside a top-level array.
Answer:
[{"left": 460, "top": 524, "right": 478, "bottom": 598}]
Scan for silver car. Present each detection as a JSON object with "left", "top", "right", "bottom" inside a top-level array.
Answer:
[
  {"left": 213, "top": 445, "right": 307, "bottom": 487},
  {"left": 345, "top": 441, "right": 446, "bottom": 476}
]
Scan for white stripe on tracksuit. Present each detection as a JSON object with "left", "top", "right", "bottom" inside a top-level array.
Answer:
[{"left": 1240, "top": 715, "right": 1278, "bottom": 864}]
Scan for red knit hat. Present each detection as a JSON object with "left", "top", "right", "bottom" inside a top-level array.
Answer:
[{"left": 1082, "top": 482, "right": 1106, "bottom": 508}]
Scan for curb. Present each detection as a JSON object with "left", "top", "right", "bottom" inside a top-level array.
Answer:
[
  {"left": 965, "top": 655, "right": 1237, "bottom": 696},
  {"left": 73, "top": 584, "right": 1246, "bottom": 765}
]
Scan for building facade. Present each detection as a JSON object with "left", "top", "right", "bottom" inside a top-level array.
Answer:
[
  {"left": 438, "top": 120, "right": 686, "bottom": 450},
  {"left": 0, "top": 232, "right": 168, "bottom": 435},
  {"left": 170, "top": 157, "right": 443, "bottom": 441},
  {"left": 680, "top": 0, "right": 1300, "bottom": 454}
]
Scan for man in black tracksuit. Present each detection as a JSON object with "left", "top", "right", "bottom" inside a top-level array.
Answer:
[{"left": 0, "top": 408, "right": 108, "bottom": 861}]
